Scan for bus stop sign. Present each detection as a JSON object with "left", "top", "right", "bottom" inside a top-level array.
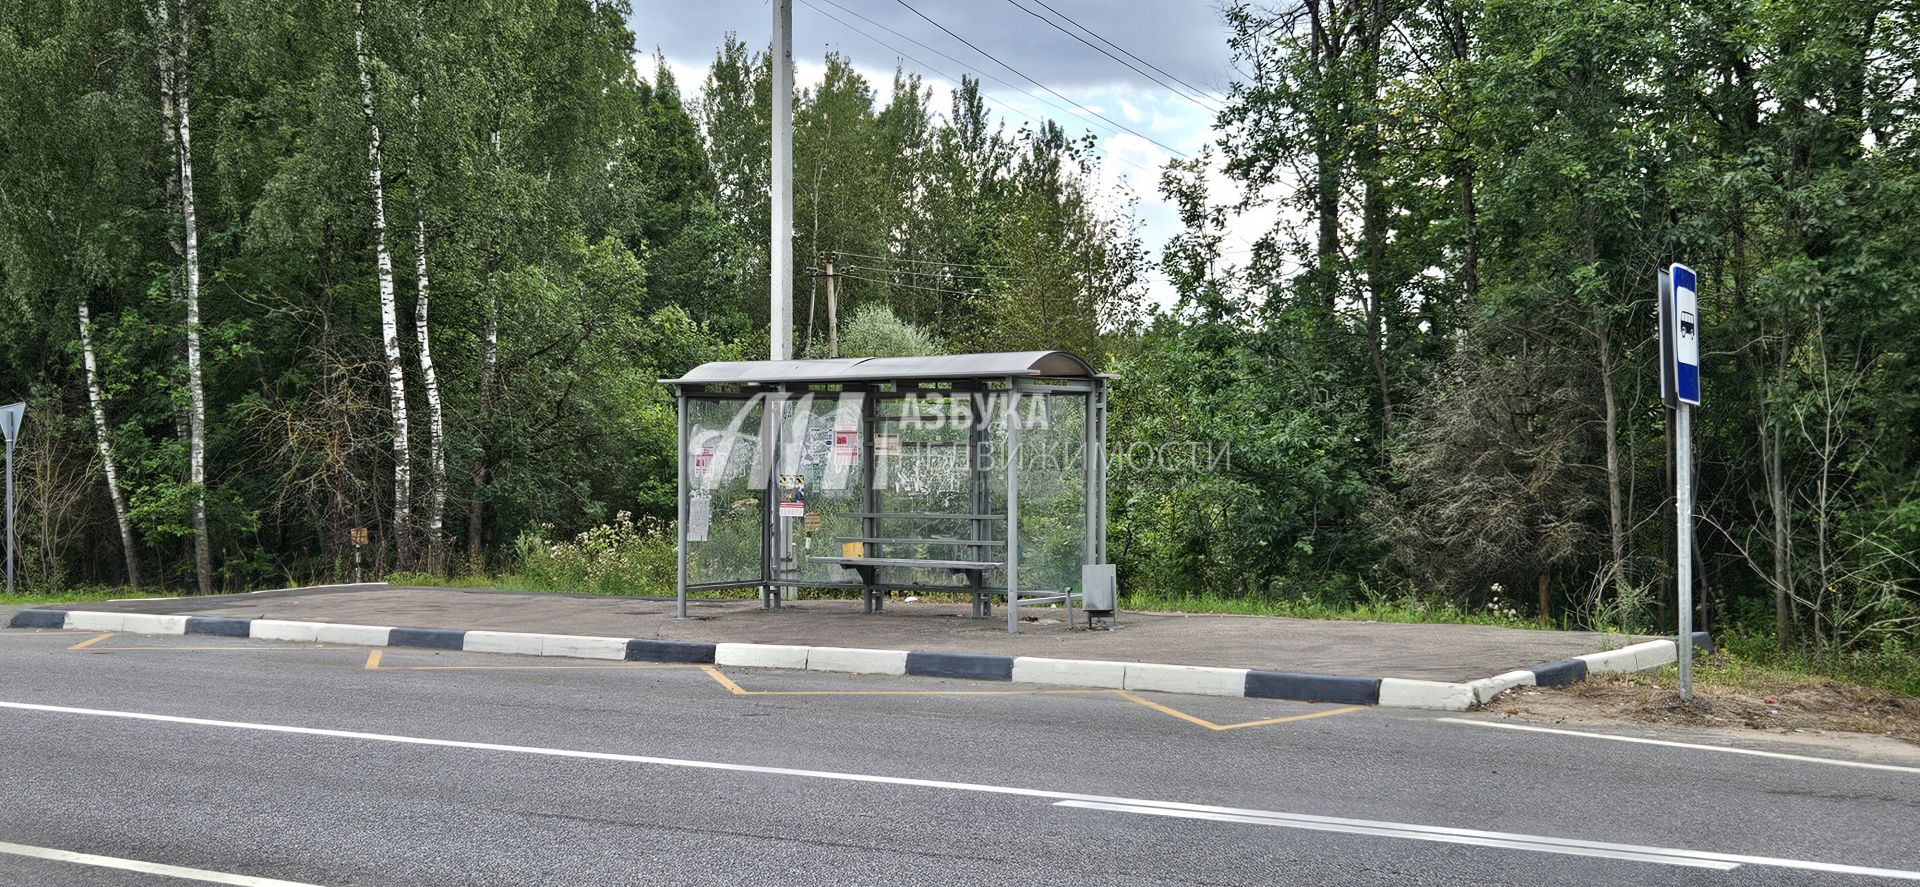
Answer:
[{"left": 1666, "top": 263, "right": 1701, "bottom": 406}]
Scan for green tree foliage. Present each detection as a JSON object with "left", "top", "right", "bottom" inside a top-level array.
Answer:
[
  {"left": 1128, "top": 0, "right": 1919, "bottom": 661},
  {"left": 826, "top": 304, "right": 941, "bottom": 359},
  {"left": 0, "top": 2, "right": 1142, "bottom": 591}
]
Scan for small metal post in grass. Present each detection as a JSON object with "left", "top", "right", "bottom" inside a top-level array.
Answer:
[{"left": 1, "top": 402, "right": 23, "bottom": 594}]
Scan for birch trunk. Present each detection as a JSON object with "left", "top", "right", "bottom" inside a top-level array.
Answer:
[
  {"left": 411, "top": 69, "right": 447, "bottom": 573},
  {"left": 78, "top": 300, "right": 141, "bottom": 588},
  {"left": 1596, "top": 322, "right": 1626, "bottom": 591},
  {"left": 166, "top": 0, "right": 213, "bottom": 594},
  {"left": 356, "top": 1, "right": 413, "bottom": 569}
]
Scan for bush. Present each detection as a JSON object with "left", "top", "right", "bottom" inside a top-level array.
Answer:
[
  {"left": 509, "top": 512, "right": 675, "bottom": 596},
  {"left": 819, "top": 304, "right": 941, "bottom": 358}
]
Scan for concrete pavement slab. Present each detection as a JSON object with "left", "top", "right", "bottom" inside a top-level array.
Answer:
[{"left": 50, "top": 583, "right": 1642, "bottom": 683}]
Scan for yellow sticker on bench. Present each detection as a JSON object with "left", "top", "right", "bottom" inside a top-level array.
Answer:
[{"left": 842, "top": 541, "right": 865, "bottom": 558}]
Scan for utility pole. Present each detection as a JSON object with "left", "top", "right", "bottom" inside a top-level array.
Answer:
[
  {"left": 822, "top": 251, "right": 840, "bottom": 358},
  {"left": 1, "top": 402, "right": 22, "bottom": 594},
  {"left": 770, "top": 0, "right": 793, "bottom": 361}
]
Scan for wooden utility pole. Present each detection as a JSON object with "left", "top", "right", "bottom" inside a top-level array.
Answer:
[{"left": 822, "top": 251, "right": 839, "bottom": 358}]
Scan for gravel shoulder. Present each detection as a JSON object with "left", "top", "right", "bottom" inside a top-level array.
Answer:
[{"left": 1484, "top": 659, "right": 1920, "bottom": 757}]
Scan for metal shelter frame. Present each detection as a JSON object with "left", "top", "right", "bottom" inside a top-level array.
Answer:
[{"left": 662, "top": 351, "right": 1111, "bottom": 634}]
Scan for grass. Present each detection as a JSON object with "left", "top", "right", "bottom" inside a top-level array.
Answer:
[
  {"left": 1, "top": 586, "right": 185, "bottom": 606},
  {"left": 1707, "top": 629, "right": 1920, "bottom": 698},
  {"left": 383, "top": 571, "right": 509, "bottom": 590},
  {"left": 1122, "top": 590, "right": 1546, "bottom": 629}
]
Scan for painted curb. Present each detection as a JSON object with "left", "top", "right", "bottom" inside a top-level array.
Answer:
[
  {"left": 312, "top": 623, "right": 393, "bottom": 646},
  {"left": 905, "top": 651, "right": 1013, "bottom": 681},
  {"left": 1123, "top": 662, "right": 1248, "bottom": 697},
  {"left": 625, "top": 639, "right": 716, "bottom": 664},
  {"left": 716, "top": 642, "right": 810, "bottom": 670},
  {"left": 2, "top": 606, "right": 1712, "bottom": 710},
  {"left": 186, "top": 616, "right": 251, "bottom": 638},
  {"left": 249, "top": 619, "right": 320, "bottom": 643},
  {"left": 1010, "top": 656, "right": 1128, "bottom": 689},
  {"left": 541, "top": 634, "right": 629, "bottom": 661},
  {"left": 806, "top": 646, "right": 909, "bottom": 675},
  {"left": 1529, "top": 658, "right": 1588, "bottom": 688},
  {"left": 1466, "top": 670, "right": 1537, "bottom": 706},
  {"left": 388, "top": 627, "right": 467, "bottom": 651},
  {"left": 1244, "top": 671, "right": 1380, "bottom": 705},
  {"left": 7, "top": 608, "right": 67, "bottom": 629},
  {"left": 1377, "top": 678, "right": 1474, "bottom": 711}
]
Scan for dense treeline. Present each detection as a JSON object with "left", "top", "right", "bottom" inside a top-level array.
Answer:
[
  {"left": 2, "top": 0, "right": 1915, "bottom": 670},
  {"left": 1122, "top": 0, "right": 1918, "bottom": 663},
  {"left": 0, "top": 1, "right": 1138, "bottom": 589}
]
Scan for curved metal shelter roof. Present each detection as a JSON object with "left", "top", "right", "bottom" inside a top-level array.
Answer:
[{"left": 662, "top": 350, "right": 1097, "bottom": 386}]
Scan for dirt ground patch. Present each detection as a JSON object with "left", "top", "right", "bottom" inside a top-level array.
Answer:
[{"left": 1486, "top": 668, "right": 1920, "bottom": 748}]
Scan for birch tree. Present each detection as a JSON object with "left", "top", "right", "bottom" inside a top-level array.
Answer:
[
  {"left": 355, "top": 0, "right": 413, "bottom": 568},
  {"left": 409, "top": 9, "right": 446, "bottom": 572},
  {"left": 157, "top": 0, "right": 213, "bottom": 594},
  {"left": 77, "top": 301, "right": 140, "bottom": 588}
]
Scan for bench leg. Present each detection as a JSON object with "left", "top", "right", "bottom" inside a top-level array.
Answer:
[{"left": 854, "top": 566, "right": 878, "bottom": 614}]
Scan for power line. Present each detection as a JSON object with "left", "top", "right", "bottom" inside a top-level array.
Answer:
[
  {"left": 834, "top": 249, "right": 1020, "bottom": 271},
  {"left": 1002, "top": 0, "right": 1222, "bottom": 113},
  {"left": 797, "top": 0, "right": 1166, "bottom": 179},
  {"left": 839, "top": 271, "right": 987, "bottom": 298},
  {"left": 1026, "top": 0, "right": 1226, "bottom": 106},
  {"left": 890, "top": 0, "right": 1189, "bottom": 158}
]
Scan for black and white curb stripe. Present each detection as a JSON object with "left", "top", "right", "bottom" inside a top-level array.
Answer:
[{"left": 6, "top": 607, "right": 1709, "bottom": 712}]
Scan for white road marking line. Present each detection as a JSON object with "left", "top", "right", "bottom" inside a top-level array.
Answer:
[
  {"left": 1074, "top": 799, "right": 1920, "bottom": 881},
  {"left": 0, "top": 839, "right": 326, "bottom": 886},
  {"left": 1438, "top": 717, "right": 1920, "bottom": 775},
  {"left": 4, "top": 699, "right": 1917, "bottom": 881},
  {"left": 1057, "top": 801, "right": 1737, "bottom": 871}
]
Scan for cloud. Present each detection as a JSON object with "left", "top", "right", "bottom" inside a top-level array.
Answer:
[{"left": 631, "top": 0, "right": 1244, "bottom": 312}]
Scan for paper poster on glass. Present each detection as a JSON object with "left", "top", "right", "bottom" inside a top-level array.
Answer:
[
  {"left": 686, "top": 489, "right": 713, "bottom": 542},
  {"left": 777, "top": 474, "right": 806, "bottom": 517}
]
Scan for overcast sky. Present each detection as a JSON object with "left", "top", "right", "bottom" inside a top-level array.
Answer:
[{"left": 625, "top": 0, "right": 1272, "bottom": 308}]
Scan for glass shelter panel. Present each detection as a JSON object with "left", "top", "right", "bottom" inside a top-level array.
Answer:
[
  {"left": 861, "top": 389, "right": 1002, "bottom": 590},
  {"left": 684, "top": 396, "right": 765, "bottom": 587},
  {"left": 774, "top": 391, "right": 868, "bottom": 585},
  {"left": 1013, "top": 390, "right": 1088, "bottom": 594}
]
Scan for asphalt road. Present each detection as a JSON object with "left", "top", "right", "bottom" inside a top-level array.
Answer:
[{"left": 0, "top": 628, "right": 1916, "bottom": 886}]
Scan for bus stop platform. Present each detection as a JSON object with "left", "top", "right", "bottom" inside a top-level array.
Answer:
[{"left": 36, "top": 583, "right": 1637, "bottom": 683}]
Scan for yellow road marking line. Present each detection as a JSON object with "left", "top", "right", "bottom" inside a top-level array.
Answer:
[
  {"left": 1115, "top": 691, "right": 1366, "bottom": 731},
  {"left": 698, "top": 665, "right": 1114, "bottom": 698},
  {"left": 1211, "top": 705, "right": 1368, "bottom": 730},
  {"left": 67, "top": 633, "right": 114, "bottom": 650},
  {"left": 701, "top": 665, "right": 749, "bottom": 694},
  {"left": 726, "top": 687, "right": 1111, "bottom": 697},
  {"left": 376, "top": 663, "right": 695, "bottom": 671},
  {"left": 77, "top": 645, "right": 322, "bottom": 652},
  {"left": 374, "top": 650, "right": 1363, "bottom": 734}
]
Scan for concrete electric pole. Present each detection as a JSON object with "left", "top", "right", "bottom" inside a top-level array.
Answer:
[{"left": 771, "top": 0, "right": 793, "bottom": 361}]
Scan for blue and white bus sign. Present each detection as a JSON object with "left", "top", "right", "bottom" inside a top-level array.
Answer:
[{"left": 1669, "top": 263, "right": 1701, "bottom": 406}]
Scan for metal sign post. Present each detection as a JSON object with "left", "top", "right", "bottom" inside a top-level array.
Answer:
[
  {"left": 1, "top": 402, "right": 23, "bottom": 594},
  {"left": 1659, "top": 265, "right": 1701, "bottom": 700}
]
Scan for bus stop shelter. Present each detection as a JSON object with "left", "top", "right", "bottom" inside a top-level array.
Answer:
[{"left": 661, "top": 351, "right": 1112, "bottom": 633}]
